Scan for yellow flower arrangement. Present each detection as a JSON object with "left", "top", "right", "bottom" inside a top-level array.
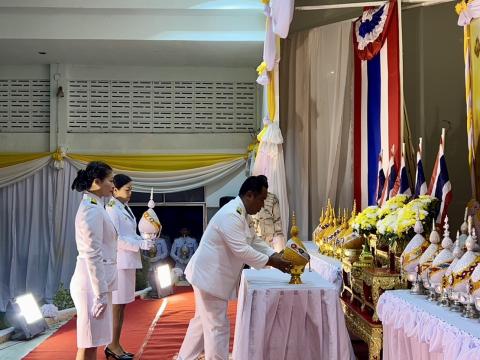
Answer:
[
  {"left": 377, "top": 194, "right": 410, "bottom": 218},
  {"left": 376, "top": 195, "right": 438, "bottom": 243},
  {"left": 353, "top": 194, "right": 439, "bottom": 244},
  {"left": 353, "top": 206, "right": 379, "bottom": 235}
]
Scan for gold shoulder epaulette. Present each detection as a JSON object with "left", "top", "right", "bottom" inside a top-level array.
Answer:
[
  {"left": 236, "top": 206, "right": 243, "bottom": 215},
  {"left": 90, "top": 198, "right": 98, "bottom": 205},
  {"left": 107, "top": 199, "right": 115, "bottom": 207}
]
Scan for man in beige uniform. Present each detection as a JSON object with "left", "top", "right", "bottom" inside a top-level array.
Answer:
[{"left": 250, "top": 184, "right": 285, "bottom": 252}]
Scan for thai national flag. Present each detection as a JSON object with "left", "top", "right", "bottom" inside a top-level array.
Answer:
[
  {"left": 379, "top": 146, "right": 397, "bottom": 205},
  {"left": 386, "top": 146, "right": 398, "bottom": 201},
  {"left": 415, "top": 138, "right": 427, "bottom": 196},
  {"left": 353, "top": 1, "right": 401, "bottom": 209},
  {"left": 376, "top": 151, "right": 385, "bottom": 205},
  {"left": 392, "top": 143, "right": 411, "bottom": 196},
  {"left": 428, "top": 129, "right": 452, "bottom": 224}
]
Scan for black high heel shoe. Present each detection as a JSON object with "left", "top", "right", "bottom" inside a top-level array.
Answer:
[
  {"left": 104, "top": 347, "right": 133, "bottom": 360},
  {"left": 123, "top": 351, "right": 134, "bottom": 357}
]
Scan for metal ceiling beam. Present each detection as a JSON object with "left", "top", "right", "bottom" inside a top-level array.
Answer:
[{"left": 295, "top": 0, "right": 454, "bottom": 11}]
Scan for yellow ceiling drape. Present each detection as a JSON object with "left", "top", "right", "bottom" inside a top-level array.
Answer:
[
  {"left": 0, "top": 152, "right": 51, "bottom": 168},
  {"left": 68, "top": 153, "right": 246, "bottom": 172}
]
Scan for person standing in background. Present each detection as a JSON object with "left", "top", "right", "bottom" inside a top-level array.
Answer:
[
  {"left": 250, "top": 175, "right": 285, "bottom": 252},
  {"left": 170, "top": 227, "right": 198, "bottom": 271}
]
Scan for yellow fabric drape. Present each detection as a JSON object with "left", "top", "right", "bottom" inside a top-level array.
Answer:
[
  {"left": 0, "top": 153, "right": 51, "bottom": 168},
  {"left": 469, "top": 18, "right": 480, "bottom": 200},
  {"left": 68, "top": 153, "right": 246, "bottom": 172},
  {"left": 267, "top": 71, "right": 276, "bottom": 122}
]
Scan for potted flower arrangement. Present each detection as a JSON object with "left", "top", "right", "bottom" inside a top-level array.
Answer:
[
  {"left": 353, "top": 205, "right": 380, "bottom": 237},
  {"left": 377, "top": 195, "right": 439, "bottom": 271}
]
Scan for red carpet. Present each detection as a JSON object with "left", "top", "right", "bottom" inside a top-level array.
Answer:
[
  {"left": 24, "top": 287, "right": 367, "bottom": 359},
  {"left": 138, "top": 287, "right": 237, "bottom": 360},
  {"left": 24, "top": 296, "right": 163, "bottom": 360},
  {"left": 23, "top": 288, "right": 236, "bottom": 360}
]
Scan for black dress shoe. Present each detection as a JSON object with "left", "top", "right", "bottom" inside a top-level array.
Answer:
[{"left": 104, "top": 347, "right": 133, "bottom": 360}]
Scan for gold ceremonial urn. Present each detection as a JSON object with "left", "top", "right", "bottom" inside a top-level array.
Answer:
[
  {"left": 282, "top": 212, "right": 310, "bottom": 284},
  {"left": 288, "top": 264, "right": 305, "bottom": 285}
]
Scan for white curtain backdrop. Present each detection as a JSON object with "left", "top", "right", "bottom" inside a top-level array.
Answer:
[
  {"left": 67, "top": 157, "right": 246, "bottom": 193},
  {"left": 0, "top": 160, "right": 81, "bottom": 311},
  {"left": 0, "top": 156, "right": 246, "bottom": 192},
  {"left": 280, "top": 20, "right": 354, "bottom": 240},
  {"left": 0, "top": 156, "right": 52, "bottom": 188}
]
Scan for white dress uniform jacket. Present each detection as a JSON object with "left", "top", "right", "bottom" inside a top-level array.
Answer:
[
  {"left": 105, "top": 197, "right": 142, "bottom": 270},
  {"left": 71, "top": 193, "right": 118, "bottom": 296},
  {"left": 70, "top": 193, "right": 118, "bottom": 348},
  {"left": 185, "top": 196, "right": 276, "bottom": 300}
]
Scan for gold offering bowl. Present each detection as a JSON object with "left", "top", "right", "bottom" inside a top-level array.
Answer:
[
  {"left": 282, "top": 246, "right": 309, "bottom": 284},
  {"left": 289, "top": 264, "right": 306, "bottom": 284}
]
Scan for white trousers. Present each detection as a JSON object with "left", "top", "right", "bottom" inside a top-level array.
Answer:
[{"left": 178, "top": 286, "right": 230, "bottom": 360}]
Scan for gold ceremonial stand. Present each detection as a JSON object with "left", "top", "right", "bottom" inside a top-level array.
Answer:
[
  {"left": 340, "top": 237, "right": 406, "bottom": 360},
  {"left": 341, "top": 297, "right": 383, "bottom": 360},
  {"left": 314, "top": 203, "right": 408, "bottom": 359}
]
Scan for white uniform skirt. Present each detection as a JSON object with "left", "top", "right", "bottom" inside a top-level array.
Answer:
[
  {"left": 70, "top": 261, "right": 113, "bottom": 348},
  {"left": 112, "top": 269, "right": 136, "bottom": 304}
]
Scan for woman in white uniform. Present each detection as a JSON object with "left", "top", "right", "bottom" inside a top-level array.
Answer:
[
  {"left": 70, "top": 161, "right": 117, "bottom": 360},
  {"left": 105, "top": 174, "right": 154, "bottom": 359}
]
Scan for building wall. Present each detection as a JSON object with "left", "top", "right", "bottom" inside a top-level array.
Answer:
[{"left": 0, "top": 63, "right": 256, "bottom": 208}]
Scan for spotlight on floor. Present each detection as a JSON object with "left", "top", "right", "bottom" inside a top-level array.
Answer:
[
  {"left": 155, "top": 264, "right": 173, "bottom": 297},
  {"left": 6, "top": 293, "right": 48, "bottom": 340}
]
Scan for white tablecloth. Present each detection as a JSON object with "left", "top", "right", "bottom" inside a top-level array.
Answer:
[
  {"left": 232, "top": 269, "right": 354, "bottom": 360},
  {"left": 377, "top": 290, "right": 480, "bottom": 360},
  {"left": 304, "top": 242, "right": 343, "bottom": 292}
]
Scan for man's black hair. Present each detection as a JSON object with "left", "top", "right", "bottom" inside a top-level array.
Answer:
[
  {"left": 238, "top": 175, "right": 269, "bottom": 197},
  {"left": 257, "top": 175, "right": 268, "bottom": 188}
]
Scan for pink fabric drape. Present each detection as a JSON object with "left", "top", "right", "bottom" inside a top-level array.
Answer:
[
  {"left": 232, "top": 269, "right": 354, "bottom": 360},
  {"left": 378, "top": 290, "right": 480, "bottom": 360}
]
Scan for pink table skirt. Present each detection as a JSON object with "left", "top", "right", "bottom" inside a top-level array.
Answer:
[{"left": 232, "top": 269, "right": 354, "bottom": 360}]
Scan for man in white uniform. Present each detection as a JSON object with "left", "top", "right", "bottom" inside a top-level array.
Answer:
[
  {"left": 177, "top": 176, "right": 292, "bottom": 360},
  {"left": 171, "top": 228, "right": 198, "bottom": 271}
]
